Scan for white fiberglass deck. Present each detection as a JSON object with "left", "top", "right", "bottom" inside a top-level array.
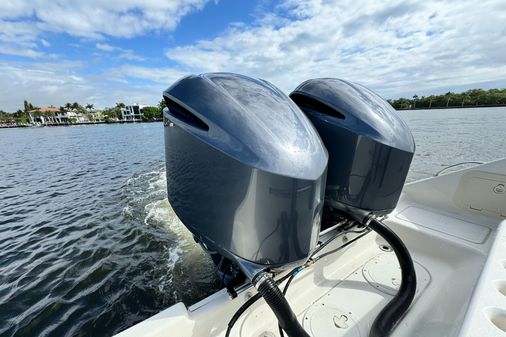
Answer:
[{"left": 116, "top": 159, "right": 506, "bottom": 337}]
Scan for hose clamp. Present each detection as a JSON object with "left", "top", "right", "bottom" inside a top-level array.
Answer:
[
  {"left": 362, "top": 213, "right": 376, "bottom": 228},
  {"left": 252, "top": 272, "right": 270, "bottom": 289}
]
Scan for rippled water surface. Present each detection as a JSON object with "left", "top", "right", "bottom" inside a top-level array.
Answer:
[
  {"left": 0, "top": 107, "right": 505, "bottom": 337},
  {"left": 402, "top": 107, "right": 506, "bottom": 181},
  {"left": 0, "top": 124, "right": 220, "bottom": 337}
]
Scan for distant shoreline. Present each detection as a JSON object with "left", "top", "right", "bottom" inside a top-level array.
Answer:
[
  {"left": 396, "top": 104, "right": 506, "bottom": 111},
  {"left": 0, "top": 119, "right": 162, "bottom": 129}
]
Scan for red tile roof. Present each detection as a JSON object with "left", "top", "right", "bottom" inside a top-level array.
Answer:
[{"left": 29, "top": 107, "right": 60, "bottom": 113}]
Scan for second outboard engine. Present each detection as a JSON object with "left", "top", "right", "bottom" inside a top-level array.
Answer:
[
  {"left": 163, "top": 73, "right": 327, "bottom": 337},
  {"left": 290, "top": 78, "right": 415, "bottom": 217},
  {"left": 291, "top": 78, "right": 416, "bottom": 337}
]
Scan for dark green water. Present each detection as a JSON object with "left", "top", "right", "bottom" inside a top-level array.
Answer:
[{"left": 0, "top": 107, "right": 505, "bottom": 336}]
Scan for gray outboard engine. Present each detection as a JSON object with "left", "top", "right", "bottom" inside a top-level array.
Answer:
[
  {"left": 290, "top": 78, "right": 415, "bottom": 217},
  {"left": 163, "top": 73, "right": 327, "bottom": 337},
  {"left": 290, "top": 78, "right": 416, "bottom": 337}
]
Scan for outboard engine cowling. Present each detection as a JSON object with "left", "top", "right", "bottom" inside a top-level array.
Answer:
[
  {"left": 290, "top": 78, "right": 415, "bottom": 216},
  {"left": 163, "top": 73, "right": 328, "bottom": 276}
]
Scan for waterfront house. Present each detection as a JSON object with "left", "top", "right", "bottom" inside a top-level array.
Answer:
[
  {"left": 121, "top": 104, "right": 146, "bottom": 121},
  {"left": 66, "top": 110, "right": 88, "bottom": 123},
  {"left": 30, "top": 107, "right": 90, "bottom": 125},
  {"left": 30, "top": 107, "right": 62, "bottom": 125},
  {"left": 90, "top": 111, "right": 104, "bottom": 122}
]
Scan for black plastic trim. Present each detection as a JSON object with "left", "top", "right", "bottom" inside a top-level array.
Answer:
[
  {"left": 165, "top": 98, "right": 209, "bottom": 131},
  {"left": 290, "top": 93, "right": 345, "bottom": 120}
]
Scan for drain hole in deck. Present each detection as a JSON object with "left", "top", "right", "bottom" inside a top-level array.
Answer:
[
  {"left": 484, "top": 308, "right": 506, "bottom": 332},
  {"left": 379, "top": 244, "right": 392, "bottom": 252}
]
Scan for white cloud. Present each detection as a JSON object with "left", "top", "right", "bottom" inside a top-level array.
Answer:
[
  {"left": 95, "top": 42, "right": 145, "bottom": 61},
  {"left": 40, "top": 39, "right": 50, "bottom": 47},
  {"left": 0, "top": 0, "right": 209, "bottom": 38},
  {"left": 0, "top": 0, "right": 210, "bottom": 58},
  {"left": 96, "top": 43, "right": 116, "bottom": 52},
  {"left": 0, "top": 62, "right": 179, "bottom": 111},
  {"left": 166, "top": 0, "right": 506, "bottom": 98},
  {"left": 117, "top": 50, "right": 145, "bottom": 62},
  {"left": 0, "top": 20, "right": 38, "bottom": 46},
  {"left": 0, "top": 44, "right": 46, "bottom": 58},
  {"left": 104, "top": 64, "right": 188, "bottom": 84}
]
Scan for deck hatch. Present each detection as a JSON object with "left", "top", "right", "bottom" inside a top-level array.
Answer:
[
  {"left": 455, "top": 171, "right": 506, "bottom": 219},
  {"left": 396, "top": 206, "right": 490, "bottom": 244}
]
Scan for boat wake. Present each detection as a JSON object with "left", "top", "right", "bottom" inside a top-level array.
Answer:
[
  {"left": 0, "top": 163, "right": 220, "bottom": 337},
  {"left": 121, "top": 166, "right": 221, "bottom": 304}
]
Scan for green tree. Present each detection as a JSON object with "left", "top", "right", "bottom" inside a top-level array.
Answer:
[
  {"left": 158, "top": 99, "right": 166, "bottom": 110},
  {"left": 23, "top": 100, "right": 36, "bottom": 112},
  {"left": 102, "top": 106, "right": 122, "bottom": 121},
  {"left": 0, "top": 110, "right": 14, "bottom": 123},
  {"left": 387, "top": 88, "right": 506, "bottom": 110},
  {"left": 141, "top": 106, "right": 162, "bottom": 121}
]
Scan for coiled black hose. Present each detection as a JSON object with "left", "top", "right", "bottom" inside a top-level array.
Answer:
[
  {"left": 257, "top": 275, "right": 309, "bottom": 337},
  {"left": 368, "top": 217, "right": 417, "bottom": 337},
  {"left": 224, "top": 271, "right": 295, "bottom": 337}
]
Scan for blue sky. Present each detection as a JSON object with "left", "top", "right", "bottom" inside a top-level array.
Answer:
[{"left": 0, "top": 0, "right": 505, "bottom": 111}]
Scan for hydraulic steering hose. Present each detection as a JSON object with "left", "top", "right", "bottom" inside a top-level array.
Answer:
[
  {"left": 254, "top": 273, "right": 310, "bottom": 337},
  {"left": 366, "top": 215, "right": 417, "bottom": 337},
  {"left": 224, "top": 270, "right": 309, "bottom": 337}
]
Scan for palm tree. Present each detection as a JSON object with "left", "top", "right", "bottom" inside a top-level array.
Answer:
[
  {"left": 65, "top": 102, "right": 72, "bottom": 111},
  {"left": 85, "top": 104, "right": 94, "bottom": 122},
  {"left": 412, "top": 94, "right": 418, "bottom": 109},
  {"left": 444, "top": 92, "right": 451, "bottom": 107}
]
